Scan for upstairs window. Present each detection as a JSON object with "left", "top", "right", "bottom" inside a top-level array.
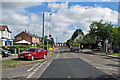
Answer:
[
  {"left": 17, "top": 37, "right": 21, "bottom": 40},
  {"left": 33, "top": 37, "right": 35, "bottom": 40}
]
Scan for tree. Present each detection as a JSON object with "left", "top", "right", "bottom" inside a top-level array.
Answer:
[
  {"left": 66, "top": 38, "right": 73, "bottom": 46},
  {"left": 71, "top": 29, "right": 84, "bottom": 40},
  {"left": 49, "top": 37, "right": 54, "bottom": 47},
  {"left": 44, "top": 35, "right": 48, "bottom": 45},
  {"left": 89, "top": 20, "right": 120, "bottom": 49}
]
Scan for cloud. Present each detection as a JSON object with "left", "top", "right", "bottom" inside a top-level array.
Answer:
[
  {"left": 48, "top": 2, "right": 118, "bottom": 41},
  {"left": 2, "top": 2, "right": 118, "bottom": 42},
  {"left": 2, "top": 2, "right": 42, "bottom": 9},
  {"left": 2, "top": 0, "right": 57, "bottom": 2},
  {"left": 2, "top": 2, "right": 43, "bottom": 40},
  {"left": 2, "top": 0, "right": 119, "bottom": 2}
]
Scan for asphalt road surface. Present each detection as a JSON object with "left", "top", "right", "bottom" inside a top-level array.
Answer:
[
  {"left": 2, "top": 47, "right": 119, "bottom": 80},
  {"left": 40, "top": 58, "right": 115, "bottom": 79},
  {"left": 39, "top": 47, "right": 118, "bottom": 79}
]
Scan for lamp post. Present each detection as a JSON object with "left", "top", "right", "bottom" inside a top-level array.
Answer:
[
  {"left": 49, "top": 13, "right": 52, "bottom": 48},
  {"left": 42, "top": 12, "right": 45, "bottom": 49}
]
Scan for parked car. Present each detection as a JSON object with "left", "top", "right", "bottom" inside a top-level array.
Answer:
[
  {"left": 18, "top": 47, "right": 47, "bottom": 61},
  {"left": 0, "top": 48, "right": 11, "bottom": 57}
]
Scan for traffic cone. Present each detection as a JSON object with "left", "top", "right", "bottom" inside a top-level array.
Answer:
[{"left": 53, "top": 48, "right": 55, "bottom": 52}]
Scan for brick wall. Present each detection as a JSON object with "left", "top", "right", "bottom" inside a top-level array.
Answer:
[{"left": 14, "top": 32, "right": 32, "bottom": 43}]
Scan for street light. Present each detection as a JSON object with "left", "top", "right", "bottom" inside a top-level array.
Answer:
[
  {"left": 49, "top": 13, "right": 52, "bottom": 36},
  {"left": 49, "top": 13, "right": 52, "bottom": 48}
]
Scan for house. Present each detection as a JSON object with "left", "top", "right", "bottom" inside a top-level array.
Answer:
[
  {"left": 0, "top": 25, "right": 13, "bottom": 46},
  {"left": 73, "top": 33, "right": 83, "bottom": 43},
  {"left": 14, "top": 30, "right": 41, "bottom": 46}
]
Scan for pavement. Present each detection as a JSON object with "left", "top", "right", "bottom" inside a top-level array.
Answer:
[{"left": 82, "top": 50, "right": 120, "bottom": 59}]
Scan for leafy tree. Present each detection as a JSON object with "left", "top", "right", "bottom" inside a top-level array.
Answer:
[
  {"left": 49, "top": 37, "right": 54, "bottom": 47},
  {"left": 71, "top": 29, "right": 84, "bottom": 40},
  {"left": 66, "top": 38, "right": 73, "bottom": 46},
  {"left": 89, "top": 20, "right": 119, "bottom": 49}
]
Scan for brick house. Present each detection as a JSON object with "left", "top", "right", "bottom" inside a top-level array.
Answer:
[
  {"left": 0, "top": 25, "right": 13, "bottom": 46},
  {"left": 14, "top": 30, "right": 41, "bottom": 46}
]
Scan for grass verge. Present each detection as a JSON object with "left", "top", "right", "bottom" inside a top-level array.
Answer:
[
  {"left": 108, "top": 53, "right": 120, "bottom": 56},
  {"left": 2, "top": 51, "right": 53, "bottom": 70}
]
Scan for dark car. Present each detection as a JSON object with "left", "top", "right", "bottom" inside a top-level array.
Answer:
[
  {"left": 18, "top": 47, "right": 47, "bottom": 61},
  {"left": 0, "top": 48, "right": 11, "bottom": 57}
]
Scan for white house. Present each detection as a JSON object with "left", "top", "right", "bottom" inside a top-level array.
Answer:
[
  {"left": 0, "top": 25, "right": 13, "bottom": 46},
  {"left": 74, "top": 34, "right": 83, "bottom": 43}
]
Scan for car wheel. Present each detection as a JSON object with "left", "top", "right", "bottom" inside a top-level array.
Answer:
[
  {"left": 31, "top": 55, "right": 34, "bottom": 61},
  {"left": 43, "top": 54, "right": 47, "bottom": 59}
]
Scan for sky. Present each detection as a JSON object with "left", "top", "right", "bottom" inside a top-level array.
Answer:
[{"left": 1, "top": 0, "right": 119, "bottom": 43}]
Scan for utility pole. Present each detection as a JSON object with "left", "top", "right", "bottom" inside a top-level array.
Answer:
[
  {"left": 42, "top": 12, "right": 45, "bottom": 49},
  {"left": 56, "top": 37, "right": 57, "bottom": 47}
]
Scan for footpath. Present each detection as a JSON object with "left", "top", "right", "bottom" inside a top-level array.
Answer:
[{"left": 82, "top": 50, "right": 120, "bottom": 59}]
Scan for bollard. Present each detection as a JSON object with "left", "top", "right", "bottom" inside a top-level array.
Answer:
[
  {"left": 14, "top": 48, "right": 16, "bottom": 54},
  {"left": 17, "top": 48, "right": 20, "bottom": 54}
]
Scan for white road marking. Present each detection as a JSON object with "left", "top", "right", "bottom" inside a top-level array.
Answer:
[
  {"left": 33, "top": 61, "right": 47, "bottom": 72},
  {"left": 72, "top": 53, "right": 118, "bottom": 73},
  {"left": 27, "top": 63, "right": 40, "bottom": 72},
  {"left": 57, "top": 54, "right": 59, "bottom": 59},
  {"left": 42, "top": 60, "right": 52, "bottom": 73},
  {"left": 27, "top": 72, "right": 35, "bottom": 78},
  {"left": 27, "top": 61, "right": 47, "bottom": 79}
]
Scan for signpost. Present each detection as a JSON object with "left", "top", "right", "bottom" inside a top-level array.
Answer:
[
  {"left": 45, "top": 39, "right": 49, "bottom": 51},
  {"left": 105, "top": 39, "right": 108, "bottom": 53}
]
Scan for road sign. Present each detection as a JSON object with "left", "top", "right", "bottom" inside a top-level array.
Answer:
[
  {"left": 45, "top": 39, "right": 49, "bottom": 42},
  {"left": 105, "top": 39, "right": 108, "bottom": 43}
]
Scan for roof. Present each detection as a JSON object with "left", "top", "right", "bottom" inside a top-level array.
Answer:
[
  {"left": 14, "top": 31, "right": 41, "bottom": 39},
  {"left": 0, "top": 25, "right": 12, "bottom": 33},
  {"left": 28, "top": 33, "right": 41, "bottom": 38}
]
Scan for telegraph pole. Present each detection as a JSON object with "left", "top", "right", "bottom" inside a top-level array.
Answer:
[
  {"left": 56, "top": 37, "right": 57, "bottom": 47},
  {"left": 42, "top": 12, "right": 45, "bottom": 49}
]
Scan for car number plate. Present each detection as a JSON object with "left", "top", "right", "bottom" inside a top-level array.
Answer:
[{"left": 20, "top": 56, "right": 24, "bottom": 58}]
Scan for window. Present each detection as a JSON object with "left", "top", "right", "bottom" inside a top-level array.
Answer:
[
  {"left": 33, "top": 37, "right": 35, "bottom": 40},
  {"left": 17, "top": 37, "right": 21, "bottom": 40},
  {"left": 36, "top": 49, "right": 43, "bottom": 52},
  {"left": 40, "top": 49, "right": 43, "bottom": 51},
  {"left": 26, "top": 48, "right": 35, "bottom": 52}
]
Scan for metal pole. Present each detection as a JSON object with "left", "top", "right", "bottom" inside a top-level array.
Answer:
[
  {"left": 47, "top": 41, "right": 48, "bottom": 51},
  {"left": 56, "top": 37, "right": 57, "bottom": 47},
  {"left": 106, "top": 42, "right": 107, "bottom": 53},
  {"left": 42, "top": 13, "right": 45, "bottom": 49}
]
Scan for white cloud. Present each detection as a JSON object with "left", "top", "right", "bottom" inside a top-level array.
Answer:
[
  {"left": 2, "top": 0, "right": 119, "bottom": 2},
  {"left": 47, "top": 2, "right": 118, "bottom": 42},
  {"left": 2, "top": 2, "right": 42, "bottom": 9},
  {"left": 1, "top": 2, "right": 118, "bottom": 42},
  {"left": 2, "top": 2, "right": 43, "bottom": 40}
]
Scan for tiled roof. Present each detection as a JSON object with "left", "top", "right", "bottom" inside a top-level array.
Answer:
[
  {"left": 0, "top": 25, "right": 12, "bottom": 33},
  {"left": 28, "top": 33, "right": 41, "bottom": 38}
]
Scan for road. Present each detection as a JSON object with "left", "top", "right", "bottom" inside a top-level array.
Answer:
[{"left": 2, "top": 47, "right": 119, "bottom": 80}]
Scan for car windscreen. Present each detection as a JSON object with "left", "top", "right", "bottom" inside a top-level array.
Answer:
[{"left": 26, "top": 48, "right": 36, "bottom": 52}]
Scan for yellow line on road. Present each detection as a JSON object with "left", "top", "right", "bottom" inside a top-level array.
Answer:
[{"left": 68, "top": 76, "right": 71, "bottom": 78}]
